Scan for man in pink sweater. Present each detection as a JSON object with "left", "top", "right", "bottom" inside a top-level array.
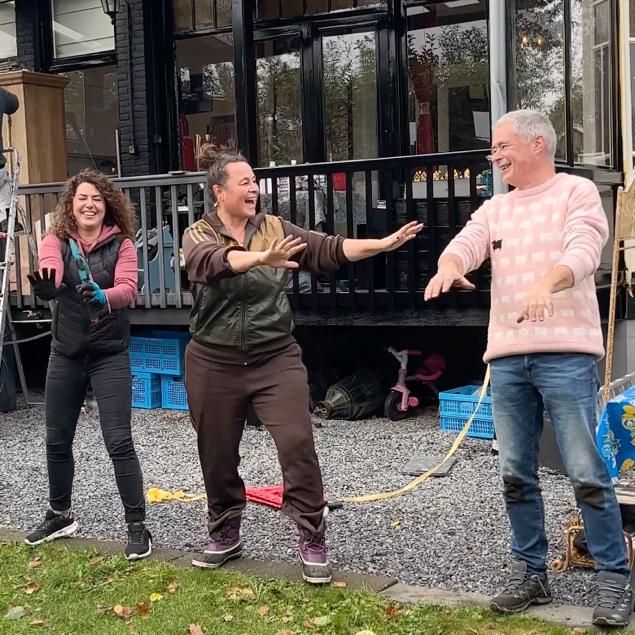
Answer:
[{"left": 425, "top": 110, "right": 631, "bottom": 627}]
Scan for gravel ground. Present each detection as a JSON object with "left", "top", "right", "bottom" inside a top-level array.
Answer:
[{"left": 0, "top": 398, "right": 598, "bottom": 606}]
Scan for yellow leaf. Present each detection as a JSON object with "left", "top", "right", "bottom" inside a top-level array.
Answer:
[
  {"left": 112, "top": 605, "right": 133, "bottom": 620},
  {"left": 30, "top": 619, "right": 44, "bottom": 626},
  {"left": 258, "top": 605, "right": 270, "bottom": 618},
  {"left": 149, "top": 593, "right": 163, "bottom": 603},
  {"left": 27, "top": 558, "right": 42, "bottom": 570},
  {"left": 355, "top": 631, "right": 377, "bottom": 635},
  {"left": 223, "top": 614, "right": 234, "bottom": 622},
  {"left": 25, "top": 582, "right": 40, "bottom": 595},
  {"left": 331, "top": 581, "right": 347, "bottom": 588},
  {"left": 167, "top": 581, "right": 180, "bottom": 594},
  {"left": 391, "top": 520, "right": 400, "bottom": 529},
  {"left": 189, "top": 625, "right": 205, "bottom": 635},
  {"left": 106, "top": 575, "right": 117, "bottom": 584},
  {"left": 314, "top": 615, "right": 331, "bottom": 626}
]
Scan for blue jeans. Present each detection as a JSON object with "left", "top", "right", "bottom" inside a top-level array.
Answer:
[{"left": 490, "top": 353, "right": 628, "bottom": 576}]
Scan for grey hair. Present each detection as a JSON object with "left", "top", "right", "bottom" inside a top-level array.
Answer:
[{"left": 495, "top": 109, "right": 557, "bottom": 160}]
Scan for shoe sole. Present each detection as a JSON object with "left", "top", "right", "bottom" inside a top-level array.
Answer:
[
  {"left": 490, "top": 596, "right": 552, "bottom": 614},
  {"left": 191, "top": 549, "right": 243, "bottom": 569},
  {"left": 24, "top": 521, "right": 79, "bottom": 546},
  {"left": 592, "top": 616, "right": 631, "bottom": 628},
  {"left": 302, "top": 572, "right": 333, "bottom": 585},
  {"left": 125, "top": 539, "right": 153, "bottom": 561}
]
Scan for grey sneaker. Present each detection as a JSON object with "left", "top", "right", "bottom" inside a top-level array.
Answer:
[
  {"left": 592, "top": 571, "right": 633, "bottom": 628},
  {"left": 192, "top": 516, "right": 242, "bottom": 569},
  {"left": 298, "top": 530, "right": 332, "bottom": 585},
  {"left": 490, "top": 560, "right": 552, "bottom": 613},
  {"left": 24, "top": 510, "right": 78, "bottom": 546}
]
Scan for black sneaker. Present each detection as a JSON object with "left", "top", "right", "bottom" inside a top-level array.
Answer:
[
  {"left": 490, "top": 560, "right": 552, "bottom": 613},
  {"left": 24, "top": 510, "right": 78, "bottom": 546},
  {"left": 125, "top": 522, "right": 152, "bottom": 561},
  {"left": 592, "top": 571, "right": 634, "bottom": 628}
]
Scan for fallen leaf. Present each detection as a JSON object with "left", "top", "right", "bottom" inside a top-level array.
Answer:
[
  {"left": 303, "top": 619, "right": 315, "bottom": 629},
  {"left": 313, "top": 615, "right": 331, "bottom": 627},
  {"left": 227, "top": 587, "right": 241, "bottom": 601},
  {"left": 385, "top": 604, "right": 401, "bottom": 619},
  {"left": 5, "top": 606, "right": 26, "bottom": 620},
  {"left": 112, "top": 605, "right": 133, "bottom": 620},
  {"left": 275, "top": 631, "right": 292, "bottom": 635},
  {"left": 354, "top": 631, "right": 376, "bottom": 635},
  {"left": 331, "top": 581, "right": 347, "bottom": 588},
  {"left": 240, "top": 587, "right": 255, "bottom": 600},
  {"left": 89, "top": 556, "right": 105, "bottom": 566},
  {"left": 137, "top": 602, "right": 150, "bottom": 616},
  {"left": 223, "top": 614, "right": 234, "bottom": 622},
  {"left": 27, "top": 558, "right": 42, "bottom": 570},
  {"left": 95, "top": 604, "right": 110, "bottom": 614},
  {"left": 258, "top": 605, "right": 270, "bottom": 618},
  {"left": 391, "top": 519, "right": 400, "bottom": 529},
  {"left": 30, "top": 619, "right": 44, "bottom": 626},
  {"left": 281, "top": 615, "right": 294, "bottom": 623},
  {"left": 149, "top": 593, "right": 163, "bottom": 603},
  {"left": 106, "top": 575, "right": 117, "bottom": 584},
  {"left": 25, "top": 582, "right": 40, "bottom": 595},
  {"left": 189, "top": 625, "right": 205, "bottom": 635},
  {"left": 167, "top": 581, "right": 180, "bottom": 594}
]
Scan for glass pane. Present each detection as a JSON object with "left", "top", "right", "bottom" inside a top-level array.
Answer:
[
  {"left": 306, "top": 0, "right": 329, "bottom": 14},
  {"left": 173, "top": 0, "right": 193, "bottom": 32},
  {"left": 510, "top": 0, "right": 566, "bottom": 161},
  {"left": 52, "top": 0, "right": 114, "bottom": 58},
  {"left": 194, "top": 0, "right": 213, "bottom": 29},
  {"left": 323, "top": 31, "right": 377, "bottom": 161},
  {"left": 281, "top": 0, "right": 303, "bottom": 17},
  {"left": 570, "top": 0, "right": 612, "bottom": 166},
  {"left": 61, "top": 65, "right": 119, "bottom": 175},
  {"left": 256, "top": 37, "right": 303, "bottom": 166},
  {"left": 0, "top": 2, "right": 16, "bottom": 59},
  {"left": 355, "top": 0, "right": 383, "bottom": 5},
  {"left": 406, "top": 1, "right": 489, "bottom": 154},
  {"left": 257, "top": 0, "right": 279, "bottom": 19},
  {"left": 176, "top": 33, "right": 236, "bottom": 169},
  {"left": 215, "top": 0, "right": 231, "bottom": 27},
  {"left": 331, "top": 0, "right": 353, "bottom": 10}
]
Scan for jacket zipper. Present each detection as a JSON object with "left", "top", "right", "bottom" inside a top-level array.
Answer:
[{"left": 240, "top": 273, "right": 248, "bottom": 353}]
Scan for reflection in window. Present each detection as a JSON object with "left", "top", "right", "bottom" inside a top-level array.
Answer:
[
  {"left": 62, "top": 66, "right": 118, "bottom": 175},
  {"left": 0, "top": 2, "right": 16, "bottom": 59},
  {"left": 52, "top": 0, "right": 114, "bottom": 58},
  {"left": 406, "top": 1, "right": 490, "bottom": 154},
  {"left": 323, "top": 31, "right": 377, "bottom": 161},
  {"left": 256, "top": 37, "right": 303, "bottom": 167},
  {"left": 173, "top": 0, "right": 231, "bottom": 33},
  {"left": 176, "top": 34, "right": 236, "bottom": 170},
  {"left": 256, "top": 0, "right": 383, "bottom": 20},
  {"left": 510, "top": 0, "right": 566, "bottom": 160},
  {"left": 570, "top": 0, "right": 612, "bottom": 166}
]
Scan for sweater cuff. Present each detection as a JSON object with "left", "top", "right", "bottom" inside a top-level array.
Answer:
[
  {"left": 335, "top": 236, "right": 349, "bottom": 264},
  {"left": 555, "top": 253, "right": 587, "bottom": 284}
]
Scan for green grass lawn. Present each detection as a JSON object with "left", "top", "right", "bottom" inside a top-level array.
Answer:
[{"left": 0, "top": 541, "right": 594, "bottom": 635}]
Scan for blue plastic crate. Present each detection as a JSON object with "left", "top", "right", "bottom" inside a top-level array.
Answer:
[
  {"left": 132, "top": 372, "right": 162, "bottom": 409},
  {"left": 439, "top": 384, "right": 494, "bottom": 439},
  {"left": 161, "top": 375, "right": 188, "bottom": 410},
  {"left": 129, "top": 331, "right": 190, "bottom": 376}
]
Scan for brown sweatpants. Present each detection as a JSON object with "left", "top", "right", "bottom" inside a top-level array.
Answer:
[{"left": 185, "top": 338, "right": 326, "bottom": 538}]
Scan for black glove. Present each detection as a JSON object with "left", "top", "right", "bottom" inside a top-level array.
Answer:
[{"left": 27, "top": 268, "right": 66, "bottom": 301}]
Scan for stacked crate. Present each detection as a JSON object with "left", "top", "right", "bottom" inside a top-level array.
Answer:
[
  {"left": 129, "top": 331, "right": 190, "bottom": 410},
  {"left": 438, "top": 385, "right": 494, "bottom": 439}
]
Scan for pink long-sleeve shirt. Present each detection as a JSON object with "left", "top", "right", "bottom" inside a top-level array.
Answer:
[
  {"left": 38, "top": 224, "right": 138, "bottom": 310},
  {"left": 441, "top": 172, "right": 609, "bottom": 363}
]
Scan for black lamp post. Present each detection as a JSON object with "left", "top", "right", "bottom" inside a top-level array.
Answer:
[{"left": 100, "top": 0, "right": 121, "bottom": 25}]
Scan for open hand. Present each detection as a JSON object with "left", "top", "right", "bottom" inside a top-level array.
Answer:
[
  {"left": 381, "top": 221, "right": 424, "bottom": 252},
  {"left": 516, "top": 280, "right": 554, "bottom": 323},
  {"left": 27, "top": 267, "right": 66, "bottom": 301},
  {"left": 260, "top": 235, "right": 307, "bottom": 269},
  {"left": 424, "top": 266, "right": 475, "bottom": 301}
]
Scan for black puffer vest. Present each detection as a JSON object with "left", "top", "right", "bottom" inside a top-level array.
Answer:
[{"left": 51, "top": 235, "right": 130, "bottom": 358}]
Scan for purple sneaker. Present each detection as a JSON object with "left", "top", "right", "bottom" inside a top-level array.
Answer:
[
  {"left": 298, "top": 530, "right": 333, "bottom": 584},
  {"left": 192, "top": 517, "right": 242, "bottom": 569}
]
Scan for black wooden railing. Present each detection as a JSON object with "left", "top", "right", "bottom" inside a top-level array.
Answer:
[{"left": 12, "top": 150, "right": 495, "bottom": 312}]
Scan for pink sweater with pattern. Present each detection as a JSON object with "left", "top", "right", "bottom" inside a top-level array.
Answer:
[{"left": 441, "top": 172, "right": 609, "bottom": 363}]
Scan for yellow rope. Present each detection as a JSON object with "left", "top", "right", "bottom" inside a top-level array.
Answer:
[{"left": 343, "top": 366, "right": 491, "bottom": 504}]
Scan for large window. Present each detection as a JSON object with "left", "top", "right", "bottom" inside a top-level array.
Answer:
[
  {"left": 62, "top": 65, "right": 119, "bottom": 175},
  {"left": 406, "top": 1, "right": 490, "bottom": 154},
  {"left": 173, "top": 0, "right": 231, "bottom": 33},
  {"left": 257, "top": 0, "right": 383, "bottom": 20},
  {"left": 176, "top": 33, "right": 236, "bottom": 169},
  {"left": 0, "top": 1, "right": 16, "bottom": 60},
  {"left": 52, "top": 0, "right": 114, "bottom": 59},
  {"left": 256, "top": 37, "right": 303, "bottom": 166}
]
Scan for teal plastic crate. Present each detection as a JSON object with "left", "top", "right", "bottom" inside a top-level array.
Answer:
[
  {"left": 132, "top": 372, "right": 162, "bottom": 409},
  {"left": 439, "top": 384, "right": 494, "bottom": 439},
  {"left": 130, "top": 331, "right": 190, "bottom": 376},
  {"left": 161, "top": 375, "right": 188, "bottom": 410}
]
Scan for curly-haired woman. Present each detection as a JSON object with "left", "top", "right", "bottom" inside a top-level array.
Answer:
[{"left": 24, "top": 169, "right": 152, "bottom": 560}]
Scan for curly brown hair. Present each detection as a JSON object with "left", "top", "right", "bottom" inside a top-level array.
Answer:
[{"left": 49, "top": 169, "right": 137, "bottom": 240}]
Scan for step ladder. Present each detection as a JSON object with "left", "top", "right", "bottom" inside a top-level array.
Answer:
[{"left": 0, "top": 148, "right": 34, "bottom": 407}]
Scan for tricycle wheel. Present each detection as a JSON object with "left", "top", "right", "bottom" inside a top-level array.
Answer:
[{"left": 384, "top": 391, "right": 409, "bottom": 421}]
